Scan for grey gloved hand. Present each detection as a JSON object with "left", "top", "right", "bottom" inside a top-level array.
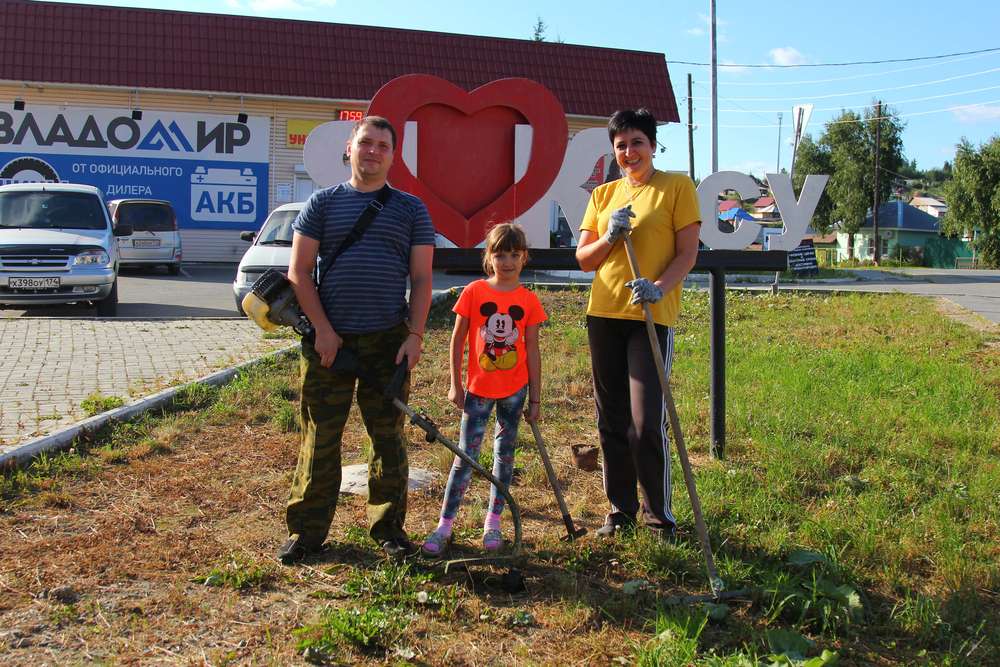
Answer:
[
  {"left": 625, "top": 277, "right": 663, "bottom": 305},
  {"left": 604, "top": 205, "right": 635, "bottom": 245}
]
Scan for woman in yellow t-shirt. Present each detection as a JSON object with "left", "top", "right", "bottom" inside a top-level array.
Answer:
[{"left": 575, "top": 108, "right": 701, "bottom": 541}]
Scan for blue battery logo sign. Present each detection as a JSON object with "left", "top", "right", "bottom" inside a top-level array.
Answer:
[
  {"left": 0, "top": 106, "right": 270, "bottom": 231},
  {"left": 191, "top": 166, "right": 257, "bottom": 223}
]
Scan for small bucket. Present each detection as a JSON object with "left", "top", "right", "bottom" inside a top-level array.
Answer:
[{"left": 571, "top": 444, "right": 600, "bottom": 472}]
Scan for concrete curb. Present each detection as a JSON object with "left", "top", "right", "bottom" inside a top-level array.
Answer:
[{"left": 0, "top": 342, "right": 301, "bottom": 470}]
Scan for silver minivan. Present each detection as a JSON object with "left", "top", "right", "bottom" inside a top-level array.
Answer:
[
  {"left": 0, "top": 182, "right": 130, "bottom": 316},
  {"left": 109, "top": 199, "right": 182, "bottom": 274}
]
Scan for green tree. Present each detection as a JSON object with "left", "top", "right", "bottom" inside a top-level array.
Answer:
[
  {"left": 791, "top": 135, "right": 833, "bottom": 235},
  {"left": 792, "top": 104, "right": 905, "bottom": 259},
  {"left": 941, "top": 136, "right": 1000, "bottom": 267},
  {"left": 532, "top": 16, "right": 547, "bottom": 41}
]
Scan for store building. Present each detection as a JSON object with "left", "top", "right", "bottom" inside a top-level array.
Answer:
[{"left": 1, "top": 0, "right": 678, "bottom": 261}]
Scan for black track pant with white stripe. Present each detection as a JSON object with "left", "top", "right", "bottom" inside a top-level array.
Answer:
[{"left": 586, "top": 315, "right": 676, "bottom": 530}]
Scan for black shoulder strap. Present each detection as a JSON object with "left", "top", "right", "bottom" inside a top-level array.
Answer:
[{"left": 315, "top": 184, "right": 393, "bottom": 288}]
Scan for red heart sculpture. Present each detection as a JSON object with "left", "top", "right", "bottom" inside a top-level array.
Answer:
[{"left": 369, "top": 75, "right": 568, "bottom": 247}]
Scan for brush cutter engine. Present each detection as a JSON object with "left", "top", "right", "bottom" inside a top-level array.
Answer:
[{"left": 242, "top": 269, "right": 316, "bottom": 341}]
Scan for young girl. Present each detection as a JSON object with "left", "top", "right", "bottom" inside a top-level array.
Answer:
[{"left": 422, "top": 223, "right": 546, "bottom": 556}]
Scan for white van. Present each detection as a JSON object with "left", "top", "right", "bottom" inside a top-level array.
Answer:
[
  {"left": 108, "top": 199, "right": 182, "bottom": 274},
  {"left": 232, "top": 201, "right": 300, "bottom": 314},
  {"left": 0, "top": 182, "right": 131, "bottom": 316}
]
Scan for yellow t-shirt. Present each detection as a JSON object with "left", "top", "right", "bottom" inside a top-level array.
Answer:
[{"left": 580, "top": 171, "right": 700, "bottom": 327}]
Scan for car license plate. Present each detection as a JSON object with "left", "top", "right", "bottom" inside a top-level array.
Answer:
[
  {"left": 133, "top": 239, "right": 161, "bottom": 248},
  {"left": 8, "top": 276, "right": 61, "bottom": 289}
]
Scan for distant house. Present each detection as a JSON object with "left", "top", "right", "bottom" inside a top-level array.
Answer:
[
  {"left": 750, "top": 196, "right": 780, "bottom": 222},
  {"left": 835, "top": 200, "right": 971, "bottom": 267},
  {"left": 909, "top": 195, "right": 948, "bottom": 218}
]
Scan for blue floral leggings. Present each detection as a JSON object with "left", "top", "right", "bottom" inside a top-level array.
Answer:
[{"left": 438, "top": 385, "right": 528, "bottom": 521}]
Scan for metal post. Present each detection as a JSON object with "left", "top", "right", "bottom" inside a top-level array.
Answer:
[
  {"left": 872, "top": 101, "right": 882, "bottom": 265},
  {"left": 688, "top": 73, "right": 695, "bottom": 181},
  {"left": 709, "top": 267, "right": 726, "bottom": 459},
  {"left": 776, "top": 112, "right": 783, "bottom": 173},
  {"left": 709, "top": 0, "right": 718, "bottom": 174}
]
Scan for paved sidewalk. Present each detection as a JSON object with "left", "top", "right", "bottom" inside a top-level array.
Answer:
[{"left": 0, "top": 319, "right": 290, "bottom": 451}]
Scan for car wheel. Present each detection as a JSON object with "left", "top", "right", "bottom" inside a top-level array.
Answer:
[
  {"left": 95, "top": 280, "right": 119, "bottom": 317},
  {"left": 235, "top": 297, "right": 246, "bottom": 317},
  {"left": 168, "top": 263, "right": 181, "bottom": 276}
]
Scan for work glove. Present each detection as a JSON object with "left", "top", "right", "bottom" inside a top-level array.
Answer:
[
  {"left": 604, "top": 205, "right": 635, "bottom": 245},
  {"left": 625, "top": 277, "right": 663, "bottom": 305}
]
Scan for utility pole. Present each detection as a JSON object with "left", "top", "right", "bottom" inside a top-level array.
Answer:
[
  {"left": 872, "top": 100, "right": 882, "bottom": 265},
  {"left": 688, "top": 73, "right": 695, "bottom": 180},
  {"left": 709, "top": 0, "right": 718, "bottom": 173},
  {"left": 776, "top": 112, "right": 783, "bottom": 173}
]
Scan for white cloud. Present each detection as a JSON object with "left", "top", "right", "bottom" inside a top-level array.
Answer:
[
  {"left": 952, "top": 104, "right": 1000, "bottom": 123},
  {"left": 727, "top": 160, "right": 773, "bottom": 179},
  {"left": 769, "top": 47, "right": 807, "bottom": 66},
  {"left": 687, "top": 13, "right": 727, "bottom": 42}
]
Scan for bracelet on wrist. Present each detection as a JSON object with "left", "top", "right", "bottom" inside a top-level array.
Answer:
[
  {"left": 529, "top": 399, "right": 540, "bottom": 404},
  {"left": 407, "top": 331, "right": 424, "bottom": 341}
]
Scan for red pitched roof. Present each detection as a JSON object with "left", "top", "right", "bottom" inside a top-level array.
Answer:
[
  {"left": 1, "top": 0, "right": 679, "bottom": 122},
  {"left": 718, "top": 200, "right": 739, "bottom": 211},
  {"left": 754, "top": 196, "right": 774, "bottom": 208}
]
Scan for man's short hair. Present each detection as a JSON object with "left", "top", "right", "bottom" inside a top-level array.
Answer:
[
  {"left": 350, "top": 115, "right": 397, "bottom": 149},
  {"left": 607, "top": 108, "right": 657, "bottom": 147}
]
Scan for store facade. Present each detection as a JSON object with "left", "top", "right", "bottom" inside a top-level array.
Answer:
[{"left": 1, "top": 0, "right": 677, "bottom": 260}]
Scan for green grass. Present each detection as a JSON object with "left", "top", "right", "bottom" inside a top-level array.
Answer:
[
  {"left": 80, "top": 392, "right": 126, "bottom": 416},
  {"left": 193, "top": 552, "right": 279, "bottom": 591},
  {"left": 530, "top": 287, "right": 1000, "bottom": 663}
]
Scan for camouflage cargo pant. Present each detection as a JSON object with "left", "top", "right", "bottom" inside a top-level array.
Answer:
[{"left": 285, "top": 323, "right": 410, "bottom": 546}]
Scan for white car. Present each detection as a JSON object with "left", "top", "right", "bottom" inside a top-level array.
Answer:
[
  {"left": 232, "top": 202, "right": 301, "bottom": 314},
  {"left": 108, "top": 199, "right": 182, "bottom": 274},
  {"left": 0, "top": 182, "right": 130, "bottom": 316}
]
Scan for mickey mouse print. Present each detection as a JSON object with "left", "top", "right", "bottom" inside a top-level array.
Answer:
[{"left": 454, "top": 280, "right": 547, "bottom": 399}]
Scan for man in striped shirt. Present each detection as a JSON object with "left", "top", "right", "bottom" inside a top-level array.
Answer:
[{"left": 279, "top": 116, "right": 435, "bottom": 564}]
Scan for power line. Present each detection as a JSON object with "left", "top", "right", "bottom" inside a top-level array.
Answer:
[
  {"left": 712, "top": 98, "right": 1000, "bottom": 128},
  {"left": 710, "top": 83, "right": 1000, "bottom": 114},
  {"left": 667, "top": 46, "right": 1000, "bottom": 68},
  {"left": 691, "top": 66, "right": 1000, "bottom": 101},
  {"left": 717, "top": 51, "right": 998, "bottom": 86}
]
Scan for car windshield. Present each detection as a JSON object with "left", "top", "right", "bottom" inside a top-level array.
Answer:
[
  {"left": 256, "top": 210, "right": 297, "bottom": 244},
  {"left": 119, "top": 203, "right": 174, "bottom": 232},
  {"left": 0, "top": 191, "right": 107, "bottom": 230}
]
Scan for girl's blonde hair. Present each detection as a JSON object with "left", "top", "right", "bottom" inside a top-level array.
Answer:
[{"left": 482, "top": 222, "right": 529, "bottom": 275}]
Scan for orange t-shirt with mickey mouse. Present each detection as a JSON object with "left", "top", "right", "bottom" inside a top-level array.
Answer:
[{"left": 454, "top": 279, "right": 547, "bottom": 400}]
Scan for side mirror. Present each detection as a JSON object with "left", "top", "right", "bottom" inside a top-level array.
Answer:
[
  {"left": 114, "top": 223, "right": 133, "bottom": 237},
  {"left": 239, "top": 231, "right": 255, "bottom": 242}
]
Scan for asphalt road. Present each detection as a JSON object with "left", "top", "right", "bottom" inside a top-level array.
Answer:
[{"left": 0, "top": 264, "right": 242, "bottom": 319}]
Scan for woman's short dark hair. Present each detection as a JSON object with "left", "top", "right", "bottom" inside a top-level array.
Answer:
[{"left": 608, "top": 108, "right": 657, "bottom": 147}]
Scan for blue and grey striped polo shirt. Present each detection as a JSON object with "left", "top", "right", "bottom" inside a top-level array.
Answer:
[{"left": 292, "top": 182, "right": 435, "bottom": 334}]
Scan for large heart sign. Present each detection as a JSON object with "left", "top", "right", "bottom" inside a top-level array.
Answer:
[{"left": 369, "top": 74, "right": 568, "bottom": 247}]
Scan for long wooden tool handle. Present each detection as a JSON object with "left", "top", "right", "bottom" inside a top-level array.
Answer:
[
  {"left": 529, "top": 420, "right": 576, "bottom": 529},
  {"left": 621, "top": 233, "right": 724, "bottom": 596}
]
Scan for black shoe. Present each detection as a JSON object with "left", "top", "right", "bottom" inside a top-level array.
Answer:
[
  {"left": 649, "top": 525, "right": 677, "bottom": 544},
  {"left": 595, "top": 515, "right": 636, "bottom": 538},
  {"left": 381, "top": 537, "right": 418, "bottom": 561},
  {"left": 277, "top": 536, "right": 325, "bottom": 565}
]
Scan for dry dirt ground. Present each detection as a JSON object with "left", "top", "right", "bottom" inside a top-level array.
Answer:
[{"left": 0, "top": 366, "right": 693, "bottom": 665}]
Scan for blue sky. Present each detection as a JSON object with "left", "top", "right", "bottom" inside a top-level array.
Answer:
[{"left": 64, "top": 0, "right": 999, "bottom": 180}]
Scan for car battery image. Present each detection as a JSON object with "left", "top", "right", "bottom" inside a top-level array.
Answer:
[{"left": 190, "top": 166, "right": 258, "bottom": 223}]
